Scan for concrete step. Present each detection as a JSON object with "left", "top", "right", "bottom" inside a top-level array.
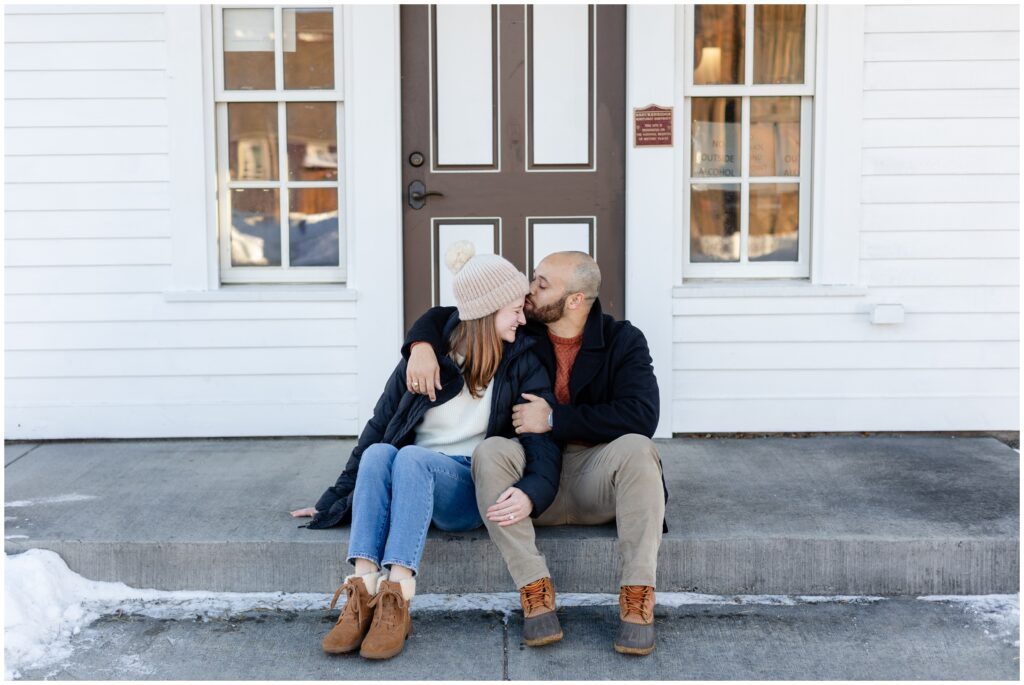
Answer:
[{"left": 4, "top": 436, "right": 1019, "bottom": 595}]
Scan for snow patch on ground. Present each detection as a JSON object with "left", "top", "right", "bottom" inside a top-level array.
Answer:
[
  {"left": 5, "top": 535, "right": 29, "bottom": 540},
  {"left": 5, "top": 494, "right": 98, "bottom": 508},
  {"left": 413, "top": 591, "right": 887, "bottom": 615},
  {"left": 4, "top": 549, "right": 326, "bottom": 679},
  {"left": 918, "top": 594, "right": 1020, "bottom": 648}
]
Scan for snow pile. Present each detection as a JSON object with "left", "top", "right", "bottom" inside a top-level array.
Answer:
[
  {"left": 3, "top": 549, "right": 325, "bottom": 679},
  {"left": 919, "top": 594, "right": 1020, "bottom": 648}
]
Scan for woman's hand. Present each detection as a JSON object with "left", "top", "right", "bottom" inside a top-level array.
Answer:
[
  {"left": 289, "top": 507, "right": 318, "bottom": 518},
  {"left": 486, "top": 487, "right": 534, "bottom": 527},
  {"left": 407, "top": 342, "right": 442, "bottom": 401}
]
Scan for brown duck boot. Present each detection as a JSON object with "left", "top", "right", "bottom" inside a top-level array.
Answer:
[
  {"left": 359, "top": 577, "right": 415, "bottom": 660},
  {"left": 322, "top": 571, "right": 383, "bottom": 654},
  {"left": 614, "top": 585, "right": 656, "bottom": 655},
  {"left": 519, "top": 577, "right": 563, "bottom": 647}
]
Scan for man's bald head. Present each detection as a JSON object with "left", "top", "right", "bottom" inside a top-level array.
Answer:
[{"left": 545, "top": 251, "right": 601, "bottom": 301}]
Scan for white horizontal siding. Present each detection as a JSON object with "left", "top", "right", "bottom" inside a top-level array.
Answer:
[
  {"left": 863, "top": 89, "right": 1018, "bottom": 119},
  {"left": 6, "top": 99, "right": 169, "bottom": 126},
  {"left": 4, "top": 7, "right": 362, "bottom": 439},
  {"left": 862, "top": 147, "right": 1018, "bottom": 175},
  {"left": 4, "top": 210, "right": 171, "bottom": 239},
  {"left": 674, "top": 397, "right": 1018, "bottom": 433},
  {"left": 673, "top": 4, "right": 1019, "bottom": 433},
  {"left": 673, "top": 341, "right": 1019, "bottom": 370}
]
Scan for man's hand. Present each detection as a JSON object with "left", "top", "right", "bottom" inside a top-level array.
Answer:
[
  {"left": 289, "top": 507, "right": 317, "bottom": 518},
  {"left": 512, "top": 393, "right": 552, "bottom": 434},
  {"left": 407, "top": 342, "right": 442, "bottom": 401},
  {"left": 486, "top": 486, "right": 534, "bottom": 527}
]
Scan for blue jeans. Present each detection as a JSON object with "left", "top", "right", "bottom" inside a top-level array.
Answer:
[{"left": 347, "top": 443, "right": 483, "bottom": 575}]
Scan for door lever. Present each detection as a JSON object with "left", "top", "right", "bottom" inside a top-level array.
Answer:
[{"left": 408, "top": 180, "right": 444, "bottom": 210}]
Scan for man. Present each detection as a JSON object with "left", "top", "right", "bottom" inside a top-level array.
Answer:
[{"left": 402, "top": 251, "right": 667, "bottom": 656}]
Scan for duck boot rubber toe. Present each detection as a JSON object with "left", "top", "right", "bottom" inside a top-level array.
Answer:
[
  {"left": 359, "top": 579, "right": 414, "bottom": 660},
  {"left": 519, "top": 577, "right": 563, "bottom": 647},
  {"left": 614, "top": 585, "right": 656, "bottom": 656},
  {"left": 322, "top": 573, "right": 380, "bottom": 654}
]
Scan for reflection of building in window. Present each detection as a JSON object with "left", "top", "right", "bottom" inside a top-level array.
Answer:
[{"left": 237, "top": 138, "right": 275, "bottom": 180}]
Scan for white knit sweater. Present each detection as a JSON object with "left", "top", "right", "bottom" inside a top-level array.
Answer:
[{"left": 414, "top": 366, "right": 494, "bottom": 458}]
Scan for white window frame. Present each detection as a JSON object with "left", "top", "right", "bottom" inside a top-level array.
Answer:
[
  {"left": 680, "top": 3, "right": 816, "bottom": 279},
  {"left": 212, "top": 4, "right": 347, "bottom": 284}
]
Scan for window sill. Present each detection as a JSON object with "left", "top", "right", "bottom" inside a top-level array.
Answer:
[
  {"left": 163, "top": 284, "right": 359, "bottom": 302},
  {"left": 674, "top": 280, "right": 868, "bottom": 299}
]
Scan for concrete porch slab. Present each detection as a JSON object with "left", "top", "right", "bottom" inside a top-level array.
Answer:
[{"left": 4, "top": 436, "right": 1018, "bottom": 594}]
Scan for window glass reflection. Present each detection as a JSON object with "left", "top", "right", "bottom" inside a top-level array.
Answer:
[
  {"left": 287, "top": 103, "right": 337, "bottom": 181},
  {"left": 754, "top": 5, "right": 805, "bottom": 85},
  {"left": 283, "top": 8, "right": 335, "bottom": 90},
  {"left": 223, "top": 8, "right": 275, "bottom": 90},
  {"left": 691, "top": 97, "right": 741, "bottom": 179},
  {"left": 229, "top": 103, "right": 279, "bottom": 181},
  {"left": 289, "top": 188, "right": 339, "bottom": 266},
  {"left": 690, "top": 184, "right": 740, "bottom": 263},
  {"left": 750, "top": 97, "right": 800, "bottom": 177},
  {"left": 749, "top": 183, "right": 799, "bottom": 262},
  {"left": 693, "top": 4, "right": 745, "bottom": 85},
  {"left": 230, "top": 188, "right": 281, "bottom": 266}
]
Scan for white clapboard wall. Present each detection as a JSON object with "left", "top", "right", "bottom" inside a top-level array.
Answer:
[
  {"left": 672, "top": 4, "right": 1020, "bottom": 432},
  {"left": 4, "top": 5, "right": 362, "bottom": 438}
]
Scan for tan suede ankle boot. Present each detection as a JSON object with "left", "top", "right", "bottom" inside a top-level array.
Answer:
[
  {"left": 322, "top": 571, "right": 382, "bottom": 654},
  {"left": 359, "top": 577, "right": 414, "bottom": 660}
]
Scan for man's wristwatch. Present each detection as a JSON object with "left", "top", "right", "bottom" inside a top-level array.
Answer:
[{"left": 546, "top": 411, "right": 553, "bottom": 429}]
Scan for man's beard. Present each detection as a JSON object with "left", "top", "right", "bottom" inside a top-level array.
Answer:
[{"left": 525, "top": 293, "right": 568, "bottom": 324}]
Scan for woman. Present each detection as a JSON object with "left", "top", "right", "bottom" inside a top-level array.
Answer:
[{"left": 290, "top": 242, "right": 561, "bottom": 660}]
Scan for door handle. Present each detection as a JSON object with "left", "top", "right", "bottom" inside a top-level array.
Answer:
[{"left": 408, "top": 180, "right": 444, "bottom": 210}]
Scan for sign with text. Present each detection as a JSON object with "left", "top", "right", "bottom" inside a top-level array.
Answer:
[{"left": 633, "top": 104, "right": 673, "bottom": 148}]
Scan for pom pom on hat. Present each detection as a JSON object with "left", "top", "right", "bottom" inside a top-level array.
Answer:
[{"left": 445, "top": 240, "right": 476, "bottom": 274}]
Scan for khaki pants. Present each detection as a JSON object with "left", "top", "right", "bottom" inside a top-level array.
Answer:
[{"left": 471, "top": 434, "right": 665, "bottom": 589}]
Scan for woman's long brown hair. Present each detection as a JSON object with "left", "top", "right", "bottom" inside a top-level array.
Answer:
[{"left": 447, "top": 314, "right": 504, "bottom": 398}]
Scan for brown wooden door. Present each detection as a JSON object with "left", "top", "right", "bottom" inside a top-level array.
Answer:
[{"left": 400, "top": 4, "right": 626, "bottom": 329}]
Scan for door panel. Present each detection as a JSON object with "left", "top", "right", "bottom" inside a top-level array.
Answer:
[{"left": 401, "top": 4, "right": 625, "bottom": 329}]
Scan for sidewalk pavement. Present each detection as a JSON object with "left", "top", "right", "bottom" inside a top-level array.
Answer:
[
  {"left": 13, "top": 599, "right": 1020, "bottom": 680},
  {"left": 4, "top": 435, "right": 1018, "bottom": 595}
]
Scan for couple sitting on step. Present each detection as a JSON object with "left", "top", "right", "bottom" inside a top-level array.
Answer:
[{"left": 291, "top": 241, "right": 667, "bottom": 660}]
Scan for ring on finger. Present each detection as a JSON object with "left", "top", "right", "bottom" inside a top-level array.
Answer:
[{"left": 507, "top": 514, "right": 514, "bottom": 521}]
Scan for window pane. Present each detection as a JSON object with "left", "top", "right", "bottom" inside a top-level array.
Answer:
[
  {"left": 754, "top": 5, "right": 805, "bottom": 85},
  {"left": 283, "top": 8, "right": 335, "bottom": 90},
  {"left": 289, "top": 188, "right": 339, "bottom": 266},
  {"left": 228, "top": 103, "right": 279, "bottom": 181},
  {"left": 693, "top": 4, "right": 744, "bottom": 85},
  {"left": 690, "top": 184, "right": 740, "bottom": 262},
  {"left": 223, "top": 8, "right": 275, "bottom": 90},
  {"left": 286, "top": 103, "right": 337, "bottom": 181},
  {"left": 691, "top": 97, "right": 741, "bottom": 179},
  {"left": 750, "top": 97, "right": 800, "bottom": 177},
  {"left": 749, "top": 183, "right": 799, "bottom": 262},
  {"left": 230, "top": 188, "right": 281, "bottom": 266}
]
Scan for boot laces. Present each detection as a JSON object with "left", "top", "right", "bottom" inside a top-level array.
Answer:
[
  {"left": 368, "top": 583, "right": 405, "bottom": 630},
  {"left": 520, "top": 578, "right": 553, "bottom": 614},
  {"left": 621, "top": 585, "right": 652, "bottom": 622},
  {"left": 329, "top": 580, "right": 362, "bottom": 625}
]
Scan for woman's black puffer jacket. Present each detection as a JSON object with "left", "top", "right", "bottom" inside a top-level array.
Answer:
[{"left": 304, "top": 311, "right": 561, "bottom": 529}]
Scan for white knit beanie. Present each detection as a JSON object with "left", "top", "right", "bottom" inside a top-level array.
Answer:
[{"left": 445, "top": 241, "right": 529, "bottom": 321}]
